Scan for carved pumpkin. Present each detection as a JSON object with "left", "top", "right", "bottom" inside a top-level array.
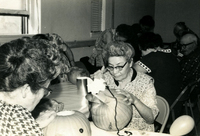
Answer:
[
  {"left": 87, "top": 89, "right": 133, "bottom": 131},
  {"left": 43, "top": 110, "right": 91, "bottom": 136}
]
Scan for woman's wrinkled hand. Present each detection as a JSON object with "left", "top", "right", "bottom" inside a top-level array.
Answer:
[
  {"left": 117, "top": 90, "right": 137, "bottom": 105},
  {"left": 36, "top": 110, "right": 56, "bottom": 129}
]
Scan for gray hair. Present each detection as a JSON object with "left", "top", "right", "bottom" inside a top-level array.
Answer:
[{"left": 102, "top": 41, "right": 135, "bottom": 66}]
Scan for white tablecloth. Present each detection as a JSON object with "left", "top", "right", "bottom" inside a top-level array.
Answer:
[{"left": 49, "top": 82, "right": 171, "bottom": 136}]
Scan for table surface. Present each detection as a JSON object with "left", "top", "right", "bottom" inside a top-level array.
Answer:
[
  {"left": 49, "top": 82, "right": 172, "bottom": 136},
  {"left": 49, "top": 81, "right": 89, "bottom": 117}
]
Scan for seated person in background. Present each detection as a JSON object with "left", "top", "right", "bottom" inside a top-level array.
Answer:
[
  {"left": 131, "top": 15, "right": 155, "bottom": 37},
  {"left": 179, "top": 32, "right": 200, "bottom": 103},
  {"left": 131, "top": 15, "right": 155, "bottom": 61},
  {"left": 0, "top": 37, "right": 62, "bottom": 135},
  {"left": 91, "top": 41, "right": 159, "bottom": 131},
  {"left": 139, "top": 15, "right": 155, "bottom": 33},
  {"left": 87, "top": 28, "right": 115, "bottom": 73},
  {"left": 170, "top": 22, "right": 198, "bottom": 57},
  {"left": 115, "top": 24, "right": 141, "bottom": 62},
  {"left": 133, "top": 32, "right": 182, "bottom": 107},
  {"left": 32, "top": 33, "right": 89, "bottom": 84},
  {"left": 33, "top": 33, "right": 75, "bottom": 67}
]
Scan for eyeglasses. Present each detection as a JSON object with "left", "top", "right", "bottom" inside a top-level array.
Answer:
[
  {"left": 107, "top": 61, "right": 128, "bottom": 71},
  {"left": 41, "top": 87, "right": 52, "bottom": 98},
  {"left": 180, "top": 41, "right": 194, "bottom": 49}
]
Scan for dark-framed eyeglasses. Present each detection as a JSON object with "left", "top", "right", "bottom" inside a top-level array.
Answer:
[
  {"left": 41, "top": 87, "right": 52, "bottom": 98},
  {"left": 180, "top": 41, "right": 195, "bottom": 49},
  {"left": 107, "top": 61, "right": 128, "bottom": 72}
]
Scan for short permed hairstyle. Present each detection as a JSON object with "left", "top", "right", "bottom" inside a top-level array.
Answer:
[
  {"left": 102, "top": 41, "right": 135, "bottom": 66},
  {"left": 0, "top": 38, "right": 61, "bottom": 93}
]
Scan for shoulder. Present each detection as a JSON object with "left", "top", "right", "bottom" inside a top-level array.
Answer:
[
  {"left": 142, "top": 52, "right": 161, "bottom": 61},
  {"left": 135, "top": 71, "right": 154, "bottom": 84}
]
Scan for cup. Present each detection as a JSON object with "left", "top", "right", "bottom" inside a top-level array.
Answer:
[{"left": 76, "top": 77, "right": 88, "bottom": 96}]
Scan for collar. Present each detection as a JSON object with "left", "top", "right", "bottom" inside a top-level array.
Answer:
[{"left": 114, "top": 68, "right": 137, "bottom": 86}]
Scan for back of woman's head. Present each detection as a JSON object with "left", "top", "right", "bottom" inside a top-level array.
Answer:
[
  {"left": 139, "top": 15, "right": 155, "bottom": 32},
  {"left": 139, "top": 32, "right": 163, "bottom": 50},
  {"left": 115, "top": 24, "right": 132, "bottom": 40},
  {"left": 0, "top": 38, "right": 61, "bottom": 93},
  {"left": 102, "top": 41, "right": 135, "bottom": 66}
]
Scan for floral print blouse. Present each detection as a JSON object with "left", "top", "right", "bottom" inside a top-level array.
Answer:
[
  {"left": 89, "top": 29, "right": 115, "bottom": 67},
  {"left": 103, "top": 69, "right": 159, "bottom": 132}
]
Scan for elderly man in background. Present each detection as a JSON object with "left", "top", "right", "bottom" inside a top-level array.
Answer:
[{"left": 179, "top": 32, "right": 200, "bottom": 104}]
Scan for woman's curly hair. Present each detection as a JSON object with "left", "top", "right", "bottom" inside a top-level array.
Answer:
[
  {"left": 0, "top": 37, "right": 61, "bottom": 93},
  {"left": 102, "top": 41, "right": 135, "bottom": 66}
]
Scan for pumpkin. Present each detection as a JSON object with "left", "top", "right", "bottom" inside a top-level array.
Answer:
[
  {"left": 67, "top": 67, "right": 90, "bottom": 84},
  {"left": 43, "top": 110, "right": 91, "bottom": 136},
  {"left": 87, "top": 89, "right": 133, "bottom": 131}
]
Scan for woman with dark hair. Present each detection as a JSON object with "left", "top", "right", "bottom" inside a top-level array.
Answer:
[
  {"left": 0, "top": 37, "right": 62, "bottom": 135},
  {"left": 133, "top": 32, "right": 182, "bottom": 107},
  {"left": 90, "top": 41, "right": 159, "bottom": 131}
]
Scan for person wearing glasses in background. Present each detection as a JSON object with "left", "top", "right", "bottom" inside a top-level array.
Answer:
[
  {"left": 91, "top": 41, "right": 159, "bottom": 132},
  {"left": 179, "top": 32, "right": 200, "bottom": 105},
  {"left": 170, "top": 22, "right": 199, "bottom": 58},
  {"left": 0, "top": 37, "right": 63, "bottom": 135}
]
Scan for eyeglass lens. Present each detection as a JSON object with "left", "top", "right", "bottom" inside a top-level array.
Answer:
[
  {"left": 43, "top": 87, "right": 52, "bottom": 98},
  {"left": 107, "top": 61, "right": 127, "bottom": 71}
]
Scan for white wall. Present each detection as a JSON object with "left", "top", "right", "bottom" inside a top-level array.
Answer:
[
  {"left": 41, "top": 0, "right": 155, "bottom": 61},
  {"left": 114, "top": 0, "right": 155, "bottom": 27},
  {"left": 41, "top": 0, "right": 92, "bottom": 41}
]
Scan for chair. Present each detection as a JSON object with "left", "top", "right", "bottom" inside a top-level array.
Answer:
[
  {"left": 170, "top": 79, "right": 200, "bottom": 136},
  {"left": 155, "top": 95, "right": 170, "bottom": 133}
]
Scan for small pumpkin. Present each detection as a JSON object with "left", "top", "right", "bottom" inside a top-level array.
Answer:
[
  {"left": 67, "top": 67, "right": 90, "bottom": 84},
  {"left": 43, "top": 110, "right": 91, "bottom": 136},
  {"left": 87, "top": 89, "right": 133, "bottom": 131}
]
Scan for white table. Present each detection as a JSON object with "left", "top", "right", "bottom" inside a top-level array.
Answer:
[
  {"left": 49, "top": 81, "right": 89, "bottom": 117},
  {"left": 49, "top": 82, "right": 172, "bottom": 136}
]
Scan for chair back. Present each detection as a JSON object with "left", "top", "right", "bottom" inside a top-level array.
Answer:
[{"left": 155, "top": 95, "right": 170, "bottom": 133}]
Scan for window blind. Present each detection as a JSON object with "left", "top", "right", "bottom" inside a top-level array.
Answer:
[{"left": 91, "top": 0, "right": 102, "bottom": 33}]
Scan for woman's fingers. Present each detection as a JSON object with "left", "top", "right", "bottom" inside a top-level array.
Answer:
[{"left": 117, "top": 91, "right": 133, "bottom": 105}]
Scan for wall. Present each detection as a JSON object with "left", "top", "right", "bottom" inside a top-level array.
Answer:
[
  {"left": 154, "top": 0, "right": 200, "bottom": 43},
  {"left": 114, "top": 0, "right": 155, "bottom": 27},
  {"left": 41, "top": 0, "right": 94, "bottom": 61},
  {"left": 40, "top": 0, "right": 155, "bottom": 61}
]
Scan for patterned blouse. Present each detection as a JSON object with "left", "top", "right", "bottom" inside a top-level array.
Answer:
[
  {"left": 103, "top": 69, "right": 159, "bottom": 132},
  {"left": 0, "top": 101, "right": 43, "bottom": 136},
  {"left": 180, "top": 47, "right": 200, "bottom": 88},
  {"left": 89, "top": 29, "right": 115, "bottom": 67}
]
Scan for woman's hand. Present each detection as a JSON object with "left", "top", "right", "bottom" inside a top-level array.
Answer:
[
  {"left": 35, "top": 110, "right": 56, "bottom": 129},
  {"left": 117, "top": 90, "right": 137, "bottom": 105},
  {"left": 117, "top": 90, "right": 154, "bottom": 124}
]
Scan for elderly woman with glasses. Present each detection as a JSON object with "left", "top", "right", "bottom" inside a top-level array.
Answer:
[
  {"left": 0, "top": 37, "right": 63, "bottom": 135},
  {"left": 91, "top": 41, "right": 159, "bottom": 132}
]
